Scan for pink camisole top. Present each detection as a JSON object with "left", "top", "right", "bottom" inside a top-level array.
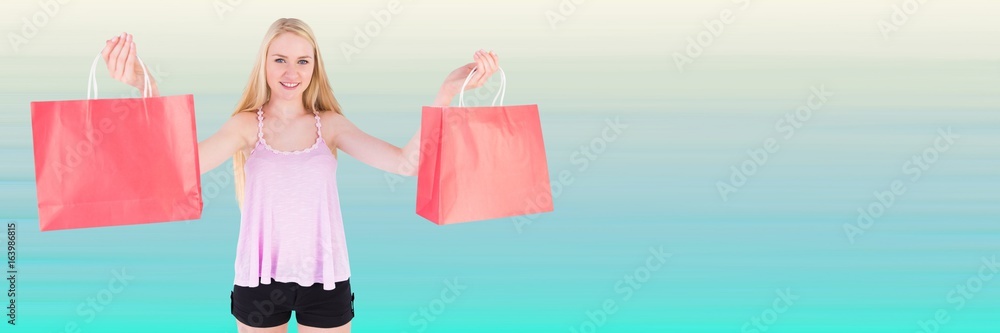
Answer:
[{"left": 233, "top": 107, "right": 350, "bottom": 291}]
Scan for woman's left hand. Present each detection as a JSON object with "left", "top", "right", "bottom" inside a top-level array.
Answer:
[{"left": 439, "top": 49, "right": 499, "bottom": 97}]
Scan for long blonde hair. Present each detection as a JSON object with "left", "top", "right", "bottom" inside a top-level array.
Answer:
[{"left": 232, "top": 18, "right": 343, "bottom": 209}]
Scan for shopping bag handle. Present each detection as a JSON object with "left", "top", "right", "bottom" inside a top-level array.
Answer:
[
  {"left": 457, "top": 66, "right": 506, "bottom": 107},
  {"left": 87, "top": 52, "right": 152, "bottom": 99}
]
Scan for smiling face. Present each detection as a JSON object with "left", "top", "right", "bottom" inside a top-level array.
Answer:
[{"left": 265, "top": 32, "right": 315, "bottom": 102}]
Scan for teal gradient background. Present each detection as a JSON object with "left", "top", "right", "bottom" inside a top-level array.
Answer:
[{"left": 2, "top": 1, "right": 999, "bottom": 332}]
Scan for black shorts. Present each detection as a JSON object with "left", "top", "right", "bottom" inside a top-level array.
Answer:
[{"left": 231, "top": 278, "right": 354, "bottom": 328}]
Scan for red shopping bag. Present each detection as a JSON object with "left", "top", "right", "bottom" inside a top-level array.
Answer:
[
  {"left": 417, "top": 68, "right": 553, "bottom": 225},
  {"left": 30, "top": 55, "right": 202, "bottom": 231}
]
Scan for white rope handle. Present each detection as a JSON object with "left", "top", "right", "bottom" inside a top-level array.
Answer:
[
  {"left": 87, "top": 52, "right": 151, "bottom": 99},
  {"left": 457, "top": 66, "right": 506, "bottom": 107}
]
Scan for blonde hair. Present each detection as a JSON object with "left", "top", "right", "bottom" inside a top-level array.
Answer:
[{"left": 231, "top": 18, "right": 343, "bottom": 209}]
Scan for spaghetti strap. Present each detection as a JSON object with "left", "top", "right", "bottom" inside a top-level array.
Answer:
[
  {"left": 256, "top": 108, "right": 264, "bottom": 140},
  {"left": 313, "top": 111, "right": 322, "bottom": 140},
  {"left": 249, "top": 107, "right": 264, "bottom": 155}
]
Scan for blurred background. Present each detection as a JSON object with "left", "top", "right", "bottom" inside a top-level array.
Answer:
[{"left": 1, "top": 0, "right": 998, "bottom": 332}]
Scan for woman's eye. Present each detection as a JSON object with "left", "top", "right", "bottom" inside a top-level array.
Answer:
[
  {"left": 275, "top": 59, "right": 285, "bottom": 63},
  {"left": 298, "top": 60, "right": 309, "bottom": 65}
]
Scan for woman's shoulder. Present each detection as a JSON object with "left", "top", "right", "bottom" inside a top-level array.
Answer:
[
  {"left": 230, "top": 110, "right": 260, "bottom": 129},
  {"left": 315, "top": 109, "right": 343, "bottom": 117},
  {"left": 316, "top": 109, "right": 348, "bottom": 126},
  {"left": 228, "top": 110, "right": 261, "bottom": 143},
  {"left": 314, "top": 110, "right": 345, "bottom": 153}
]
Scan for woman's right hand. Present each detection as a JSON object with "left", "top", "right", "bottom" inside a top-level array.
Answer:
[{"left": 101, "top": 32, "right": 157, "bottom": 95}]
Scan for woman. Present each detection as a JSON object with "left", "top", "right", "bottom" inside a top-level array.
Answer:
[{"left": 99, "top": 18, "right": 500, "bottom": 333}]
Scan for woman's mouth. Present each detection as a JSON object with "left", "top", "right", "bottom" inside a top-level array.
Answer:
[{"left": 280, "top": 81, "right": 300, "bottom": 90}]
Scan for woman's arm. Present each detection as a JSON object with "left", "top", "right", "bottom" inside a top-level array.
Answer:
[
  {"left": 334, "top": 50, "right": 499, "bottom": 176},
  {"left": 197, "top": 114, "right": 251, "bottom": 175},
  {"left": 332, "top": 91, "right": 454, "bottom": 176}
]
